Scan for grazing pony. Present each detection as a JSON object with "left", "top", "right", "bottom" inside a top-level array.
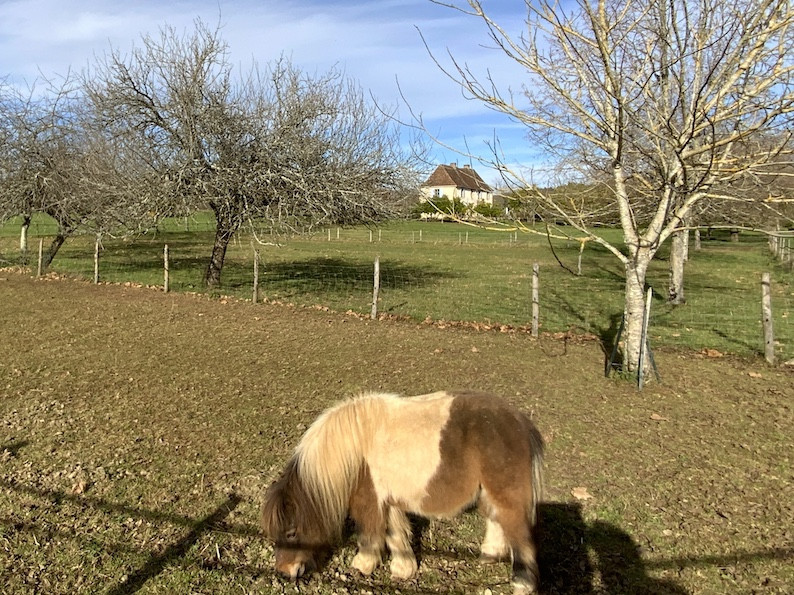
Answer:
[{"left": 261, "top": 390, "right": 545, "bottom": 594}]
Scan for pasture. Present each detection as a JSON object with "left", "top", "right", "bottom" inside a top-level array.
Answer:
[
  {"left": 0, "top": 273, "right": 791, "bottom": 593},
  {"left": 1, "top": 217, "right": 793, "bottom": 362}
]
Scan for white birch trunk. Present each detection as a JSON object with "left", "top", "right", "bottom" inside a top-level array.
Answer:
[
  {"left": 19, "top": 223, "right": 29, "bottom": 254},
  {"left": 668, "top": 230, "right": 687, "bottom": 304},
  {"left": 623, "top": 257, "right": 652, "bottom": 375}
]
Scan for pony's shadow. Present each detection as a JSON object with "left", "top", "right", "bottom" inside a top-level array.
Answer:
[{"left": 536, "top": 502, "right": 687, "bottom": 594}]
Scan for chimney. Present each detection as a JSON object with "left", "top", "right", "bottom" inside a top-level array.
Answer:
[
  {"left": 463, "top": 164, "right": 471, "bottom": 168},
  {"left": 450, "top": 162, "right": 457, "bottom": 167}
]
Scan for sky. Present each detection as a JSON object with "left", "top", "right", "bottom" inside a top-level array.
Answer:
[{"left": 0, "top": 0, "right": 544, "bottom": 187}]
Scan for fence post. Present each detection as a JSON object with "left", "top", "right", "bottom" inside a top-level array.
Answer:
[
  {"left": 252, "top": 249, "right": 260, "bottom": 304},
  {"left": 761, "top": 272, "right": 775, "bottom": 365},
  {"left": 37, "top": 238, "right": 43, "bottom": 277},
  {"left": 531, "top": 263, "right": 539, "bottom": 338},
  {"left": 371, "top": 256, "right": 380, "bottom": 320},
  {"left": 163, "top": 244, "right": 170, "bottom": 293},
  {"left": 638, "top": 287, "right": 653, "bottom": 390},
  {"left": 93, "top": 235, "right": 100, "bottom": 284}
]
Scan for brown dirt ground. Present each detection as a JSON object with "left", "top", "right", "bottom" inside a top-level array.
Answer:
[{"left": 0, "top": 271, "right": 792, "bottom": 594}]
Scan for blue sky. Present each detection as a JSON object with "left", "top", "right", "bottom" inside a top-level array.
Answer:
[{"left": 0, "top": 0, "right": 544, "bottom": 186}]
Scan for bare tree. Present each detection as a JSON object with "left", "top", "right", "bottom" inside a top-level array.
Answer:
[
  {"left": 427, "top": 0, "right": 794, "bottom": 373},
  {"left": 0, "top": 77, "right": 159, "bottom": 269},
  {"left": 84, "top": 21, "right": 419, "bottom": 288},
  {"left": 0, "top": 79, "right": 83, "bottom": 268}
]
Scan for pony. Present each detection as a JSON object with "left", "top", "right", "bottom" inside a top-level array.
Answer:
[{"left": 261, "top": 390, "right": 545, "bottom": 594}]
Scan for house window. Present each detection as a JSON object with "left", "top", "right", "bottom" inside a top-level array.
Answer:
[{"left": 433, "top": 188, "right": 441, "bottom": 198}]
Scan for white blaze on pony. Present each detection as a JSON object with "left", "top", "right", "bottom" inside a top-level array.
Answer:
[{"left": 261, "top": 390, "right": 545, "bottom": 594}]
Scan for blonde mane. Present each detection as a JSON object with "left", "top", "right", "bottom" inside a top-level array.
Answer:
[{"left": 294, "top": 392, "right": 398, "bottom": 532}]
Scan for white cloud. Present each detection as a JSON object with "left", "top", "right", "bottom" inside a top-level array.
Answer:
[{"left": 0, "top": 0, "right": 540, "bottom": 170}]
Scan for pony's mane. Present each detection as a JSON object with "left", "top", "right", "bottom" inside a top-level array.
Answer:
[{"left": 294, "top": 392, "right": 397, "bottom": 534}]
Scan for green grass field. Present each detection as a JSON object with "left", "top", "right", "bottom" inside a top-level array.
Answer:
[
  {"left": 1, "top": 274, "right": 792, "bottom": 594},
  {"left": 1, "top": 214, "right": 792, "bottom": 361}
]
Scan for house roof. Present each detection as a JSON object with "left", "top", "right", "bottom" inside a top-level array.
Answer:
[{"left": 422, "top": 163, "right": 492, "bottom": 192}]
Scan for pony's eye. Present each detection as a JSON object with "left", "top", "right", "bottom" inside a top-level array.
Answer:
[{"left": 285, "top": 528, "right": 297, "bottom": 541}]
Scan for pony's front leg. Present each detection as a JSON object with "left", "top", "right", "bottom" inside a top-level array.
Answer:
[
  {"left": 385, "top": 507, "right": 418, "bottom": 580},
  {"left": 351, "top": 535, "right": 383, "bottom": 575},
  {"left": 349, "top": 466, "right": 385, "bottom": 575}
]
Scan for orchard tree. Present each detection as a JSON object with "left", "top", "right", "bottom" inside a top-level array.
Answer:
[
  {"left": 0, "top": 80, "right": 159, "bottom": 269},
  {"left": 0, "top": 80, "right": 86, "bottom": 268},
  {"left": 428, "top": 0, "right": 794, "bottom": 373},
  {"left": 84, "top": 21, "right": 419, "bottom": 288}
]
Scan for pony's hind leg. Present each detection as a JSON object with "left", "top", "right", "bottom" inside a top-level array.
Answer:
[
  {"left": 481, "top": 491, "right": 539, "bottom": 594},
  {"left": 480, "top": 517, "right": 510, "bottom": 562},
  {"left": 385, "top": 507, "right": 418, "bottom": 580}
]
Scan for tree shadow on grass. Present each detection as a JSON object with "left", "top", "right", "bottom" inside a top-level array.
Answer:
[
  {"left": 0, "top": 479, "right": 258, "bottom": 592},
  {"left": 537, "top": 502, "right": 687, "bottom": 594},
  {"left": 236, "top": 257, "right": 460, "bottom": 294}
]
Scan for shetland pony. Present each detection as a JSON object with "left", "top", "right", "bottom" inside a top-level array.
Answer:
[{"left": 261, "top": 390, "right": 545, "bottom": 594}]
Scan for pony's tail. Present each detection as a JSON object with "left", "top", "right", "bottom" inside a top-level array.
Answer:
[{"left": 527, "top": 421, "right": 545, "bottom": 526}]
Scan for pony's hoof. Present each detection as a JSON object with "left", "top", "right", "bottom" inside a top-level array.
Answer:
[
  {"left": 389, "top": 554, "right": 418, "bottom": 580},
  {"left": 512, "top": 579, "right": 538, "bottom": 594},
  {"left": 351, "top": 552, "right": 379, "bottom": 575}
]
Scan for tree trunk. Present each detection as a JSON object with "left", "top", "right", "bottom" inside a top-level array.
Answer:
[
  {"left": 205, "top": 205, "right": 243, "bottom": 288},
  {"left": 19, "top": 214, "right": 31, "bottom": 255},
  {"left": 622, "top": 258, "right": 651, "bottom": 375},
  {"left": 41, "top": 234, "right": 67, "bottom": 271},
  {"left": 205, "top": 225, "right": 235, "bottom": 288},
  {"left": 668, "top": 230, "right": 687, "bottom": 304}
]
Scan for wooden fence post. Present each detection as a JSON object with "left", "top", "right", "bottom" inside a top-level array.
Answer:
[
  {"left": 252, "top": 249, "right": 260, "bottom": 304},
  {"left": 531, "top": 263, "right": 539, "bottom": 338},
  {"left": 93, "top": 235, "right": 100, "bottom": 284},
  {"left": 37, "top": 239, "right": 43, "bottom": 277},
  {"left": 163, "top": 244, "right": 170, "bottom": 293},
  {"left": 761, "top": 272, "right": 775, "bottom": 365},
  {"left": 371, "top": 256, "right": 380, "bottom": 320}
]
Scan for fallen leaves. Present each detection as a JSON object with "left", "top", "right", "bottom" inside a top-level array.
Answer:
[
  {"left": 571, "top": 486, "right": 593, "bottom": 501},
  {"left": 650, "top": 413, "right": 670, "bottom": 422}
]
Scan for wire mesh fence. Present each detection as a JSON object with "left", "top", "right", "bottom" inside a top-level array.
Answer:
[{"left": 1, "top": 221, "right": 792, "bottom": 363}]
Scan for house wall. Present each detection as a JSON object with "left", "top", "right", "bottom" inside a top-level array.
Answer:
[{"left": 421, "top": 185, "right": 494, "bottom": 206}]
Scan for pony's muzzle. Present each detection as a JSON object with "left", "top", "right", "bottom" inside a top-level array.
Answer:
[{"left": 279, "top": 558, "right": 316, "bottom": 580}]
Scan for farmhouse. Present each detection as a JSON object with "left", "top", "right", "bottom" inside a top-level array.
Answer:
[{"left": 420, "top": 162, "right": 494, "bottom": 207}]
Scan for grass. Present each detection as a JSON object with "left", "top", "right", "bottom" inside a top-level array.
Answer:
[
  {"left": 0, "top": 274, "right": 791, "bottom": 594},
  {"left": 1, "top": 215, "right": 792, "bottom": 360}
]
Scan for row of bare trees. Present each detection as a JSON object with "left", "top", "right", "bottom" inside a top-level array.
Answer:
[
  {"left": 0, "top": 21, "right": 423, "bottom": 287},
  {"left": 427, "top": 0, "right": 794, "bottom": 373}
]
